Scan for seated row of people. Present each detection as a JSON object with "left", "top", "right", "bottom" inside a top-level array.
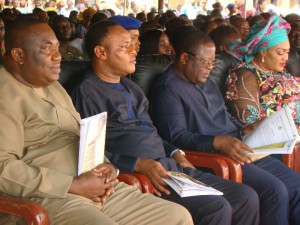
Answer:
[
  {"left": 70, "top": 20, "right": 260, "bottom": 225},
  {"left": 0, "top": 18, "right": 193, "bottom": 225},
  {"left": 148, "top": 17, "right": 300, "bottom": 225},
  {"left": 68, "top": 15, "right": 300, "bottom": 225}
]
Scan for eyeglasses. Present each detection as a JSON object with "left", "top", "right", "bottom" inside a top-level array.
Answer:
[{"left": 186, "top": 52, "right": 217, "bottom": 67}]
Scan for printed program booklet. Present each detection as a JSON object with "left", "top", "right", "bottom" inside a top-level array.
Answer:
[
  {"left": 78, "top": 112, "right": 107, "bottom": 175},
  {"left": 243, "top": 107, "right": 300, "bottom": 155},
  {"left": 162, "top": 172, "right": 223, "bottom": 197}
]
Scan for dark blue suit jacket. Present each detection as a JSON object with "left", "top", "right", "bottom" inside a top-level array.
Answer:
[
  {"left": 71, "top": 68, "right": 179, "bottom": 172},
  {"left": 150, "top": 66, "right": 242, "bottom": 151}
]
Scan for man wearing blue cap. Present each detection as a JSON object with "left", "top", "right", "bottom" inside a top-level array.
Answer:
[{"left": 109, "top": 15, "right": 141, "bottom": 52}]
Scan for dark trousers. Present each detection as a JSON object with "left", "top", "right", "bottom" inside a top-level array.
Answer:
[
  {"left": 242, "top": 156, "right": 300, "bottom": 225},
  {"left": 159, "top": 159, "right": 259, "bottom": 225}
]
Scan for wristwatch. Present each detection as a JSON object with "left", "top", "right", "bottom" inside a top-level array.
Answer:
[
  {"left": 171, "top": 149, "right": 186, "bottom": 157},
  {"left": 111, "top": 164, "right": 120, "bottom": 177},
  {"left": 115, "top": 168, "right": 120, "bottom": 177},
  {"left": 178, "top": 150, "right": 186, "bottom": 156}
]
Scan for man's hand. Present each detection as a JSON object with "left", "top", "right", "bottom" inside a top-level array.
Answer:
[
  {"left": 69, "top": 163, "right": 118, "bottom": 203},
  {"left": 134, "top": 158, "right": 170, "bottom": 197},
  {"left": 93, "top": 163, "right": 118, "bottom": 183},
  {"left": 172, "top": 151, "right": 195, "bottom": 169},
  {"left": 93, "top": 163, "right": 119, "bottom": 203},
  {"left": 214, "top": 136, "right": 254, "bottom": 165},
  {"left": 297, "top": 124, "right": 300, "bottom": 134}
]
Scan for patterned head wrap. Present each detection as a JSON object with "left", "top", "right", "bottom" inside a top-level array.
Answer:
[{"left": 227, "top": 16, "right": 291, "bottom": 63}]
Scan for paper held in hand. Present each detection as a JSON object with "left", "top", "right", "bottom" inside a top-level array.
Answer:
[
  {"left": 78, "top": 112, "right": 107, "bottom": 175},
  {"left": 243, "top": 107, "right": 300, "bottom": 155},
  {"left": 162, "top": 172, "right": 223, "bottom": 197}
]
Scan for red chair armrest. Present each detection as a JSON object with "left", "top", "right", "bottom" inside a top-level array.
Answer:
[
  {"left": 118, "top": 172, "right": 154, "bottom": 194},
  {"left": 0, "top": 195, "right": 49, "bottom": 225},
  {"left": 118, "top": 172, "right": 142, "bottom": 192},
  {"left": 185, "top": 151, "right": 229, "bottom": 180},
  {"left": 282, "top": 154, "right": 294, "bottom": 169},
  {"left": 211, "top": 154, "right": 242, "bottom": 183},
  {"left": 282, "top": 143, "right": 300, "bottom": 173},
  {"left": 185, "top": 151, "right": 242, "bottom": 183},
  {"left": 131, "top": 173, "right": 154, "bottom": 194},
  {"left": 294, "top": 143, "right": 300, "bottom": 173}
]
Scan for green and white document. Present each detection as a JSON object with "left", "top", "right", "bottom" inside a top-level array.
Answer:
[{"left": 243, "top": 107, "right": 300, "bottom": 155}]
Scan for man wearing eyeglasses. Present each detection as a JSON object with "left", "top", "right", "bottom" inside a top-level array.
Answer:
[
  {"left": 150, "top": 25, "right": 298, "bottom": 225},
  {"left": 150, "top": 25, "right": 254, "bottom": 165}
]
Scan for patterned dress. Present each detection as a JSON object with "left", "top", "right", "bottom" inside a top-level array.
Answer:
[{"left": 226, "top": 62, "right": 300, "bottom": 126}]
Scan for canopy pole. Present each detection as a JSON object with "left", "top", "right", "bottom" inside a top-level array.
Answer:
[
  {"left": 158, "top": 0, "right": 163, "bottom": 14},
  {"left": 244, "top": 0, "right": 247, "bottom": 18},
  {"left": 123, "top": 0, "right": 126, "bottom": 16}
]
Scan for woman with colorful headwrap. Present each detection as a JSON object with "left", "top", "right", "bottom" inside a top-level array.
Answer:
[
  {"left": 226, "top": 16, "right": 300, "bottom": 131},
  {"left": 226, "top": 16, "right": 300, "bottom": 225}
]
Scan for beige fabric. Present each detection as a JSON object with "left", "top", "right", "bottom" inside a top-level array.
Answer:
[
  {"left": 0, "top": 66, "right": 78, "bottom": 199},
  {"left": 0, "top": 66, "right": 193, "bottom": 225},
  {"left": 2, "top": 183, "right": 193, "bottom": 225},
  {"left": 47, "top": 182, "right": 193, "bottom": 225}
]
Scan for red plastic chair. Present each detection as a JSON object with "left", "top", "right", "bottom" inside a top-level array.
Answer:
[{"left": 185, "top": 151, "right": 242, "bottom": 183}]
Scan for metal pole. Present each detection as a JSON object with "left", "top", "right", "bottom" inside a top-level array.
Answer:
[
  {"left": 244, "top": 0, "right": 247, "bottom": 18},
  {"left": 123, "top": 0, "right": 126, "bottom": 15},
  {"left": 158, "top": 0, "right": 163, "bottom": 13}
]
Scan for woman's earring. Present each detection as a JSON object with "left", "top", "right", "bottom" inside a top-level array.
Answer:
[{"left": 262, "top": 56, "right": 265, "bottom": 63}]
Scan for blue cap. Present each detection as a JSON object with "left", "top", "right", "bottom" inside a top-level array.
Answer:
[
  {"left": 108, "top": 16, "right": 142, "bottom": 30},
  {"left": 227, "top": 3, "right": 235, "bottom": 9}
]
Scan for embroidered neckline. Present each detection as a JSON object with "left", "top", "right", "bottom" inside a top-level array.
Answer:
[
  {"left": 242, "top": 63, "right": 291, "bottom": 78},
  {"left": 251, "top": 60, "right": 275, "bottom": 75}
]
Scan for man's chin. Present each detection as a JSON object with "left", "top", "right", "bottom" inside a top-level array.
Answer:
[
  {"left": 127, "top": 66, "right": 136, "bottom": 74},
  {"left": 198, "top": 77, "right": 209, "bottom": 84}
]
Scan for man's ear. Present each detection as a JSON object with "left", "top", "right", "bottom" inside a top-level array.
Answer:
[
  {"left": 179, "top": 52, "right": 189, "bottom": 65},
  {"left": 94, "top": 45, "right": 106, "bottom": 59},
  {"left": 11, "top": 48, "right": 24, "bottom": 64}
]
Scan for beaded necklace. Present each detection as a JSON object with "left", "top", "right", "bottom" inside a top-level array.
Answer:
[{"left": 246, "top": 60, "right": 291, "bottom": 79}]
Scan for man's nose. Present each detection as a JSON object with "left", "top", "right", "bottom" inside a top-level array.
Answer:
[{"left": 52, "top": 49, "right": 62, "bottom": 61}]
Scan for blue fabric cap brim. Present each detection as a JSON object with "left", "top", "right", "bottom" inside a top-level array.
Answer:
[{"left": 108, "top": 16, "right": 142, "bottom": 30}]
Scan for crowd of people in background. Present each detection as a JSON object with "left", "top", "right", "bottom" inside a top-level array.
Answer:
[
  {"left": 0, "top": 0, "right": 298, "bottom": 62},
  {"left": 1, "top": 0, "right": 300, "bottom": 224}
]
